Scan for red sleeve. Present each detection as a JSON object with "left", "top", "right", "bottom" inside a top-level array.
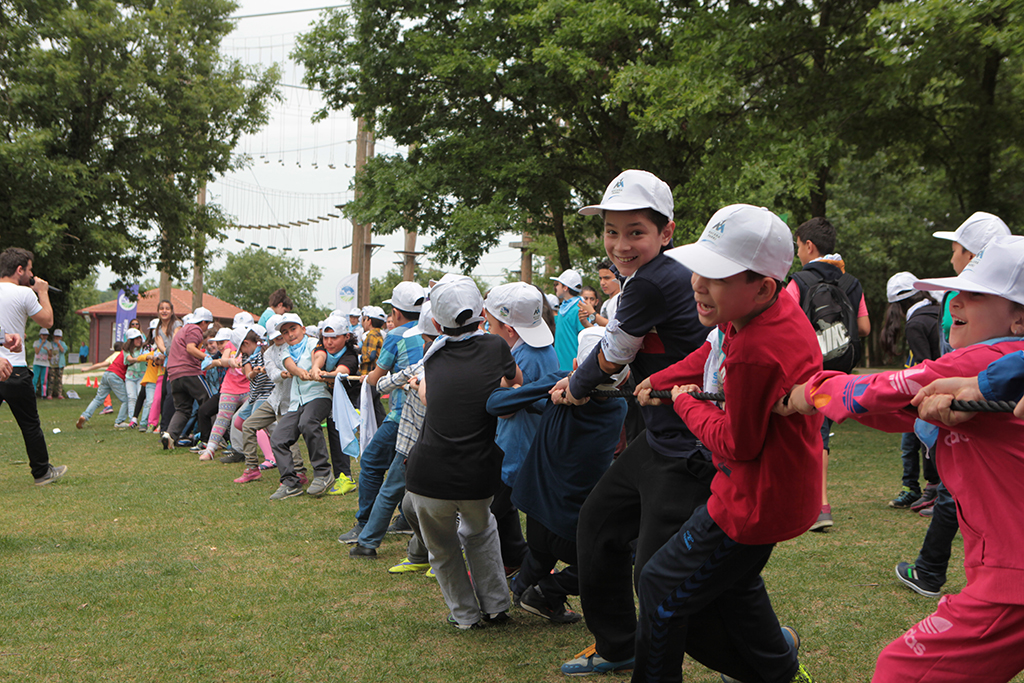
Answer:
[
  {"left": 649, "top": 341, "right": 711, "bottom": 391},
  {"left": 674, "top": 358, "right": 783, "bottom": 462}
]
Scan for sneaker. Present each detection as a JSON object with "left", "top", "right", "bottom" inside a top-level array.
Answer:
[
  {"left": 128, "top": 419, "right": 138, "bottom": 428},
  {"left": 75, "top": 416, "right": 86, "bottom": 430},
  {"left": 327, "top": 473, "right": 357, "bottom": 495},
  {"left": 100, "top": 406, "right": 114, "bottom": 415},
  {"left": 447, "top": 614, "right": 485, "bottom": 631},
  {"left": 505, "top": 565, "right": 521, "bottom": 580},
  {"left": 337, "top": 524, "right": 364, "bottom": 544},
  {"left": 388, "top": 558, "right": 431, "bottom": 574},
  {"left": 721, "top": 627, "right": 800, "bottom": 682},
  {"left": 919, "top": 506, "right": 935, "bottom": 518},
  {"left": 34, "top": 464, "right": 68, "bottom": 486},
  {"left": 306, "top": 474, "right": 336, "bottom": 498},
  {"left": 189, "top": 442, "right": 207, "bottom": 453},
  {"left": 219, "top": 451, "right": 245, "bottom": 464},
  {"left": 519, "top": 585, "right": 582, "bottom": 624},
  {"left": 349, "top": 544, "right": 377, "bottom": 559},
  {"left": 561, "top": 644, "right": 634, "bottom": 676},
  {"left": 258, "top": 460, "right": 277, "bottom": 470},
  {"left": 910, "top": 483, "right": 939, "bottom": 511},
  {"left": 179, "top": 437, "right": 197, "bottom": 447},
  {"left": 425, "top": 567, "right": 436, "bottom": 578},
  {"left": 113, "top": 421, "right": 131, "bottom": 430},
  {"left": 198, "top": 449, "right": 215, "bottom": 462},
  {"left": 269, "top": 484, "right": 305, "bottom": 501},
  {"left": 387, "top": 514, "right": 413, "bottom": 535},
  {"left": 160, "top": 432, "right": 173, "bottom": 450},
  {"left": 138, "top": 424, "right": 149, "bottom": 433},
  {"left": 808, "top": 507, "right": 833, "bottom": 532},
  {"left": 889, "top": 487, "right": 921, "bottom": 509},
  {"left": 483, "top": 611, "right": 512, "bottom": 626},
  {"left": 297, "top": 471, "right": 309, "bottom": 487},
  {"left": 895, "top": 562, "right": 940, "bottom": 598},
  {"left": 234, "top": 467, "right": 262, "bottom": 484}
]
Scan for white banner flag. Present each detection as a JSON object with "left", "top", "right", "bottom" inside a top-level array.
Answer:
[{"left": 336, "top": 274, "right": 358, "bottom": 312}]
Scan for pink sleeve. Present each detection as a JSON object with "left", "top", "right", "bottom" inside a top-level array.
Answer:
[
  {"left": 858, "top": 294, "right": 868, "bottom": 318},
  {"left": 785, "top": 280, "right": 800, "bottom": 303}
]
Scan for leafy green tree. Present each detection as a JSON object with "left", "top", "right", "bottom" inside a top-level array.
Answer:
[
  {"left": 368, "top": 266, "right": 488, "bottom": 308},
  {"left": 0, "top": 0, "right": 280, "bottom": 330},
  {"left": 205, "top": 247, "right": 328, "bottom": 324}
]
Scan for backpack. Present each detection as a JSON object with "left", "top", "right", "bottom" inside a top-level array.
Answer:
[{"left": 792, "top": 270, "right": 861, "bottom": 372}]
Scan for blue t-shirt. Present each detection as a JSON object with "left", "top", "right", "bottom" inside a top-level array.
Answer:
[
  {"left": 377, "top": 321, "right": 423, "bottom": 423},
  {"left": 554, "top": 296, "right": 585, "bottom": 372},
  {"left": 495, "top": 342, "right": 559, "bottom": 486},
  {"left": 570, "top": 252, "right": 709, "bottom": 458}
]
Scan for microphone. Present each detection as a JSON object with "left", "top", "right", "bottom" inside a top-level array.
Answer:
[{"left": 28, "top": 276, "right": 61, "bottom": 293}]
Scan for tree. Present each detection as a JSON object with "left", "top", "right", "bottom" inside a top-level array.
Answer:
[
  {"left": 205, "top": 247, "right": 328, "bottom": 324},
  {"left": 0, "top": 0, "right": 280, "bottom": 330},
  {"left": 294, "top": 0, "right": 711, "bottom": 273},
  {"left": 368, "top": 265, "right": 488, "bottom": 308}
]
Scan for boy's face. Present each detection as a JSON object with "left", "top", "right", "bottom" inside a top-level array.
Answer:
[
  {"left": 323, "top": 331, "right": 346, "bottom": 354},
  {"left": 280, "top": 322, "right": 305, "bottom": 345},
  {"left": 215, "top": 339, "right": 229, "bottom": 353},
  {"left": 598, "top": 268, "right": 620, "bottom": 296},
  {"left": 484, "top": 310, "right": 515, "bottom": 348},
  {"left": 603, "top": 210, "right": 674, "bottom": 277},
  {"left": 272, "top": 335, "right": 285, "bottom": 346},
  {"left": 948, "top": 291, "right": 1017, "bottom": 348},
  {"left": 691, "top": 272, "right": 771, "bottom": 331},
  {"left": 582, "top": 290, "right": 600, "bottom": 309},
  {"left": 950, "top": 242, "right": 974, "bottom": 275},
  {"left": 204, "top": 339, "right": 217, "bottom": 353},
  {"left": 795, "top": 237, "right": 815, "bottom": 266},
  {"left": 553, "top": 282, "right": 570, "bottom": 300}
]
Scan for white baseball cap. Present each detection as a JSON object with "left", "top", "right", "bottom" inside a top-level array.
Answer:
[
  {"left": 665, "top": 204, "right": 793, "bottom": 282},
  {"left": 914, "top": 235, "right": 1024, "bottom": 306},
  {"left": 579, "top": 169, "right": 674, "bottom": 222},
  {"left": 545, "top": 293, "right": 559, "bottom": 310},
  {"left": 53, "top": 329, "right": 63, "bottom": 337},
  {"left": 932, "top": 212, "right": 1011, "bottom": 255},
  {"left": 277, "top": 312, "right": 303, "bottom": 329},
  {"left": 485, "top": 282, "right": 553, "bottom": 348},
  {"left": 348, "top": 308, "right": 362, "bottom": 318},
  {"left": 430, "top": 276, "right": 485, "bottom": 330},
  {"left": 321, "top": 315, "right": 349, "bottom": 337},
  {"left": 362, "top": 305, "right": 386, "bottom": 323},
  {"left": 405, "top": 301, "right": 438, "bottom": 338},
  {"left": 383, "top": 281, "right": 425, "bottom": 312},
  {"left": 39, "top": 328, "right": 49, "bottom": 335},
  {"left": 125, "top": 328, "right": 143, "bottom": 341},
  {"left": 265, "top": 314, "right": 284, "bottom": 339},
  {"left": 577, "top": 327, "right": 630, "bottom": 390},
  {"left": 886, "top": 272, "right": 920, "bottom": 303},
  {"left": 233, "top": 311, "right": 255, "bottom": 329},
  {"left": 305, "top": 325, "right": 319, "bottom": 337},
  {"left": 182, "top": 314, "right": 194, "bottom": 325},
  {"left": 191, "top": 306, "right": 214, "bottom": 323},
  {"left": 549, "top": 269, "right": 583, "bottom": 293},
  {"left": 149, "top": 318, "right": 159, "bottom": 330},
  {"left": 213, "top": 327, "right": 233, "bottom": 342}
]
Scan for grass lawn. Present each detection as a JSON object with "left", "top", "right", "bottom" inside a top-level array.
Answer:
[{"left": 1, "top": 388, "right": 1018, "bottom": 682}]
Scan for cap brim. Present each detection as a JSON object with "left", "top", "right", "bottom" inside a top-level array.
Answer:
[
  {"left": 514, "top": 322, "right": 554, "bottom": 348},
  {"left": 932, "top": 231, "right": 957, "bottom": 242},
  {"left": 664, "top": 243, "right": 746, "bottom": 279},
  {"left": 913, "top": 275, "right": 1001, "bottom": 296},
  {"left": 579, "top": 201, "right": 657, "bottom": 216}
]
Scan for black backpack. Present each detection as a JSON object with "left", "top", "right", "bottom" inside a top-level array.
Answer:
[{"left": 792, "top": 270, "right": 861, "bottom": 372}]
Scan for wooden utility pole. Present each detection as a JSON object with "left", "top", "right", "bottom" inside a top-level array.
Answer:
[
  {"left": 351, "top": 117, "right": 375, "bottom": 306},
  {"left": 192, "top": 183, "right": 207, "bottom": 311},
  {"left": 396, "top": 226, "right": 422, "bottom": 281},
  {"left": 509, "top": 230, "right": 533, "bottom": 283}
]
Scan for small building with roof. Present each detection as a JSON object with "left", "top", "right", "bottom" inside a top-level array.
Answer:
[{"left": 76, "top": 288, "right": 246, "bottom": 363}]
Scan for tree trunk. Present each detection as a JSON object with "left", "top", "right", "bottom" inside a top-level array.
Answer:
[{"left": 552, "top": 209, "right": 570, "bottom": 272}]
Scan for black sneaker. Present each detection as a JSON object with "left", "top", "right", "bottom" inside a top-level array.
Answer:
[
  {"left": 160, "top": 432, "right": 172, "bottom": 450},
  {"left": 447, "top": 614, "right": 485, "bottom": 631},
  {"left": 483, "top": 611, "right": 512, "bottom": 626},
  {"left": 895, "top": 562, "right": 940, "bottom": 598},
  {"left": 349, "top": 544, "right": 377, "bottom": 559},
  {"left": 910, "top": 483, "right": 939, "bottom": 511},
  {"left": 519, "top": 585, "right": 582, "bottom": 624},
  {"left": 387, "top": 514, "right": 413, "bottom": 535},
  {"left": 337, "top": 524, "right": 363, "bottom": 544},
  {"left": 219, "top": 450, "right": 245, "bottom": 464},
  {"left": 889, "top": 487, "right": 921, "bottom": 509}
]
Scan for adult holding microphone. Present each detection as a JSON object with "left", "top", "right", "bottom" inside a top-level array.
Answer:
[{"left": 0, "top": 247, "right": 68, "bottom": 486}]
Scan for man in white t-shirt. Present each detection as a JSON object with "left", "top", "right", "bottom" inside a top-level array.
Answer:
[{"left": 0, "top": 247, "right": 67, "bottom": 485}]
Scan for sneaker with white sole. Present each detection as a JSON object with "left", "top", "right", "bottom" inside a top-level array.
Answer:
[
  {"left": 34, "top": 464, "right": 68, "bottom": 486},
  {"left": 337, "top": 524, "right": 363, "bottom": 544},
  {"left": 328, "top": 473, "right": 357, "bottom": 495},
  {"left": 519, "top": 585, "right": 581, "bottom": 624},
  {"left": 269, "top": 484, "right": 305, "bottom": 501},
  {"left": 160, "top": 432, "right": 173, "bottom": 450},
  {"left": 561, "top": 644, "right": 634, "bottom": 676},
  {"left": 895, "top": 562, "right": 941, "bottom": 598},
  {"left": 306, "top": 474, "right": 336, "bottom": 497}
]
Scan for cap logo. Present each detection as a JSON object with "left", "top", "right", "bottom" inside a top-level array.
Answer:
[
  {"left": 499, "top": 306, "right": 511, "bottom": 319},
  {"left": 701, "top": 220, "right": 727, "bottom": 244},
  {"left": 609, "top": 178, "right": 625, "bottom": 196},
  {"left": 532, "top": 306, "right": 541, "bottom": 322}
]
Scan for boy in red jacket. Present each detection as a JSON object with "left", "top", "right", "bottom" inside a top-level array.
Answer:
[{"left": 634, "top": 204, "right": 822, "bottom": 683}]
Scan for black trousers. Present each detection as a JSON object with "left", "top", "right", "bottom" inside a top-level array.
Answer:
[
  {"left": 516, "top": 515, "right": 579, "bottom": 607},
  {"left": 914, "top": 483, "right": 959, "bottom": 589},
  {"left": 577, "top": 431, "right": 716, "bottom": 662},
  {"left": 0, "top": 367, "right": 52, "bottom": 479},
  {"left": 168, "top": 375, "right": 210, "bottom": 441},
  {"left": 196, "top": 393, "right": 220, "bottom": 442},
  {"left": 491, "top": 481, "right": 528, "bottom": 568},
  {"left": 633, "top": 506, "right": 797, "bottom": 683}
]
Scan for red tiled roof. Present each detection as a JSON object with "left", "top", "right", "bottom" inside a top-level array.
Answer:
[{"left": 77, "top": 288, "right": 249, "bottom": 320}]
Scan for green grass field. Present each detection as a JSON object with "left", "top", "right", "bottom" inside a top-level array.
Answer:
[{"left": 0, "top": 388, "right": 1017, "bottom": 682}]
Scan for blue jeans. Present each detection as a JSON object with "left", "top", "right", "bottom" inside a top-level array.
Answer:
[
  {"left": 900, "top": 432, "right": 938, "bottom": 493},
  {"left": 125, "top": 377, "right": 141, "bottom": 422},
  {"left": 358, "top": 451, "right": 407, "bottom": 548},
  {"left": 355, "top": 420, "right": 399, "bottom": 527},
  {"left": 81, "top": 371, "right": 129, "bottom": 424}
]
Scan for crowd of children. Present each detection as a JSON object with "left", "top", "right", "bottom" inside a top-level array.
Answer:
[{"left": 39, "top": 167, "right": 1024, "bottom": 682}]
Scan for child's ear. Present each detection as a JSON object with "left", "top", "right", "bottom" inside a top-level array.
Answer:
[
  {"left": 755, "top": 277, "right": 778, "bottom": 304},
  {"left": 1009, "top": 304, "right": 1024, "bottom": 337}
]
